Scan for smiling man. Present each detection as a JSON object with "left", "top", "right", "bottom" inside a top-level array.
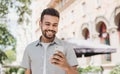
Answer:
[{"left": 21, "top": 8, "right": 79, "bottom": 74}]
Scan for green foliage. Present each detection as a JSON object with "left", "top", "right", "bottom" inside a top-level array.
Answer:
[
  {"left": 5, "top": 67, "right": 25, "bottom": 74},
  {"left": 0, "top": 0, "right": 32, "bottom": 23},
  {"left": 16, "top": 0, "right": 32, "bottom": 23},
  {"left": 17, "top": 68, "right": 25, "bottom": 74},
  {"left": 0, "top": 0, "right": 9, "bottom": 17},
  {"left": 110, "top": 64, "right": 120, "bottom": 74},
  {"left": 77, "top": 65, "right": 103, "bottom": 74},
  {"left": 5, "top": 49, "right": 16, "bottom": 63},
  {"left": 0, "top": 49, "right": 8, "bottom": 64},
  {"left": 0, "top": 24, "right": 16, "bottom": 50},
  {"left": 0, "top": 24, "right": 16, "bottom": 64},
  {"left": 9, "top": 67, "right": 18, "bottom": 73},
  {"left": 17, "top": 4, "right": 32, "bottom": 23}
]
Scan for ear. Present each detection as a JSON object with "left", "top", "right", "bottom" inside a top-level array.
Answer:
[{"left": 39, "top": 20, "right": 42, "bottom": 26}]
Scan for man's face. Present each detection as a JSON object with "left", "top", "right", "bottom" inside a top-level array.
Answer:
[{"left": 40, "top": 15, "right": 59, "bottom": 39}]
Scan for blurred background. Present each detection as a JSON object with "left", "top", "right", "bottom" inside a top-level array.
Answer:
[{"left": 0, "top": 0, "right": 120, "bottom": 74}]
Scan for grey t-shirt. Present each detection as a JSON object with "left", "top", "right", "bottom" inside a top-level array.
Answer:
[
  {"left": 21, "top": 38, "right": 78, "bottom": 74},
  {"left": 41, "top": 42, "right": 50, "bottom": 74}
]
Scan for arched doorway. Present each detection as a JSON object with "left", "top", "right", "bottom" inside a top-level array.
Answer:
[
  {"left": 96, "top": 22, "right": 111, "bottom": 63},
  {"left": 82, "top": 28, "right": 91, "bottom": 64},
  {"left": 82, "top": 28, "right": 90, "bottom": 40},
  {"left": 98, "top": 22, "right": 110, "bottom": 45},
  {"left": 115, "top": 12, "right": 120, "bottom": 43}
]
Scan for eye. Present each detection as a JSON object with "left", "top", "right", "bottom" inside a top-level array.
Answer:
[
  {"left": 53, "top": 24, "right": 58, "bottom": 27},
  {"left": 45, "top": 23, "right": 50, "bottom": 26},
  {"left": 53, "top": 25, "right": 57, "bottom": 27}
]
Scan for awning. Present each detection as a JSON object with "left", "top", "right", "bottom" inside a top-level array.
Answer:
[{"left": 66, "top": 38, "right": 117, "bottom": 57}]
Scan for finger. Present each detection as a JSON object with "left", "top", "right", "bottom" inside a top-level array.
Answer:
[
  {"left": 51, "top": 57, "right": 61, "bottom": 65},
  {"left": 52, "top": 54, "right": 64, "bottom": 62},
  {"left": 55, "top": 51, "right": 65, "bottom": 58}
]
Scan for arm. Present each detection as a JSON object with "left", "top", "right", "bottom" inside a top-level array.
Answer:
[
  {"left": 25, "top": 69, "right": 32, "bottom": 74},
  {"left": 65, "top": 66, "right": 79, "bottom": 74},
  {"left": 21, "top": 47, "right": 32, "bottom": 74}
]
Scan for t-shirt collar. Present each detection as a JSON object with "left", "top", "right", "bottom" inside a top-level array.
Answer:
[{"left": 36, "top": 36, "right": 60, "bottom": 47}]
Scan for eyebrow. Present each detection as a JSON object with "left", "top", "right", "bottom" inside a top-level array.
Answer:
[{"left": 45, "top": 21, "right": 58, "bottom": 25}]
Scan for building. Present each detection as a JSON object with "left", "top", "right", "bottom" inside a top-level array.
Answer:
[{"left": 46, "top": 0, "right": 120, "bottom": 74}]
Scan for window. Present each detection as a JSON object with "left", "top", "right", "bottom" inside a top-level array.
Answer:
[
  {"left": 85, "top": 29, "right": 89, "bottom": 40},
  {"left": 82, "top": 2, "right": 86, "bottom": 17},
  {"left": 118, "top": 19, "right": 120, "bottom": 41},
  {"left": 99, "top": 22, "right": 111, "bottom": 63},
  {"left": 96, "top": 0, "right": 101, "bottom": 9}
]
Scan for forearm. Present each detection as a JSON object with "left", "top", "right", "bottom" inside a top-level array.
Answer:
[
  {"left": 65, "top": 66, "right": 79, "bottom": 74},
  {"left": 25, "top": 69, "right": 31, "bottom": 74}
]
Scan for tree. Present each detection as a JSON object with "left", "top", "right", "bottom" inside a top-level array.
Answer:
[
  {"left": 0, "top": 49, "right": 8, "bottom": 64},
  {"left": 110, "top": 64, "right": 120, "bottom": 74},
  {"left": 0, "top": 0, "right": 32, "bottom": 64},
  {"left": 0, "top": 24, "right": 16, "bottom": 50},
  {"left": 0, "top": 0, "right": 32, "bottom": 23},
  {"left": 0, "top": 0, "right": 31, "bottom": 49},
  {"left": 0, "top": 24, "right": 16, "bottom": 64}
]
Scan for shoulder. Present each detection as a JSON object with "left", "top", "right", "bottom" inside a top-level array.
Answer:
[
  {"left": 25, "top": 40, "right": 39, "bottom": 50},
  {"left": 57, "top": 38, "right": 73, "bottom": 48}
]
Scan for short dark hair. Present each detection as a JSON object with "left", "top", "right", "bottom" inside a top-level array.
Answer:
[{"left": 40, "top": 8, "right": 60, "bottom": 21}]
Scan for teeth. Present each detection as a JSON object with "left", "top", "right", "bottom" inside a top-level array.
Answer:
[
  {"left": 47, "top": 31, "right": 53, "bottom": 34},
  {"left": 48, "top": 31, "right": 51, "bottom": 32},
  {"left": 48, "top": 31, "right": 52, "bottom": 33}
]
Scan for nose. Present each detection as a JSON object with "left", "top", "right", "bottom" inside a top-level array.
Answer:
[{"left": 49, "top": 25, "right": 54, "bottom": 30}]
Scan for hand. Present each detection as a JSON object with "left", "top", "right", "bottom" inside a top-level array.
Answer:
[{"left": 50, "top": 51, "right": 70, "bottom": 71}]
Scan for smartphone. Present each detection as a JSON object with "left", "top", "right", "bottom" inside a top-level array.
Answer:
[{"left": 54, "top": 46, "right": 65, "bottom": 55}]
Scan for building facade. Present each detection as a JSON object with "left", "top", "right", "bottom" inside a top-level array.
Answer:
[{"left": 46, "top": 0, "right": 120, "bottom": 74}]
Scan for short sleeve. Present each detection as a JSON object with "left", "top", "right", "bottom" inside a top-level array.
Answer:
[
  {"left": 20, "top": 46, "right": 31, "bottom": 69},
  {"left": 66, "top": 45, "right": 78, "bottom": 66}
]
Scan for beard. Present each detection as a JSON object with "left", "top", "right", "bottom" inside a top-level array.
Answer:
[{"left": 42, "top": 30, "right": 56, "bottom": 39}]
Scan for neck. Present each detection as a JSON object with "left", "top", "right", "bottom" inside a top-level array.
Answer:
[{"left": 41, "top": 36, "right": 54, "bottom": 43}]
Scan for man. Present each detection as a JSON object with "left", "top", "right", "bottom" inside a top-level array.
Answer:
[{"left": 21, "top": 8, "right": 79, "bottom": 74}]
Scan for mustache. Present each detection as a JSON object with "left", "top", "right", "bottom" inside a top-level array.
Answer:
[{"left": 46, "top": 30, "right": 56, "bottom": 33}]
